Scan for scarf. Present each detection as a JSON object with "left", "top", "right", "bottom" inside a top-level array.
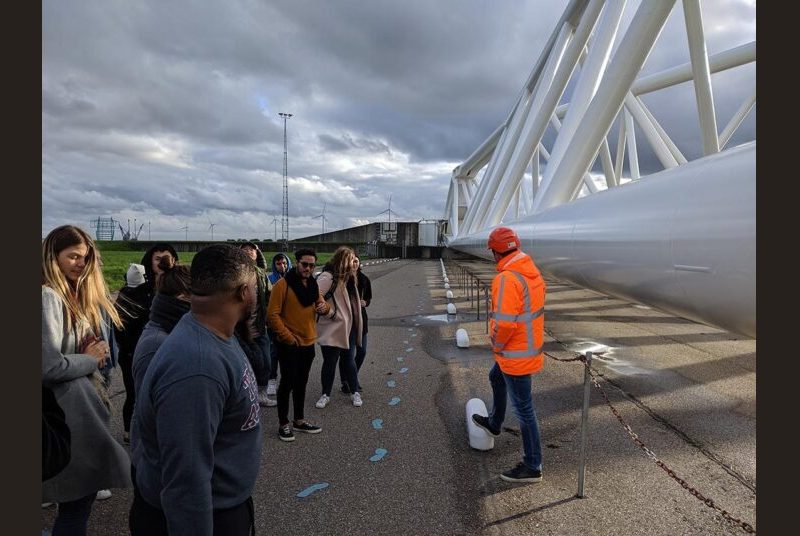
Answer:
[
  {"left": 285, "top": 266, "right": 319, "bottom": 307},
  {"left": 149, "top": 293, "right": 191, "bottom": 333}
]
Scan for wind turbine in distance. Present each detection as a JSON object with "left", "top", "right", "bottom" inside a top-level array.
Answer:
[
  {"left": 207, "top": 216, "right": 217, "bottom": 241},
  {"left": 178, "top": 225, "right": 189, "bottom": 241},
  {"left": 313, "top": 202, "right": 329, "bottom": 236},
  {"left": 377, "top": 194, "right": 397, "bottom": 223},
  {"left": 270, "top": 216, "right": 279, "bottom": 242}
]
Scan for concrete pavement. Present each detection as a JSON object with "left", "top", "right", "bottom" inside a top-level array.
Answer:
[{"left": 42, "top": 258, "right": 756, "bottom": 535}]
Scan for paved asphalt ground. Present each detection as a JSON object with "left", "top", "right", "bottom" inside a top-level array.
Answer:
[{"left": 42, "top": 258, "right": 756, "bottom": 535}]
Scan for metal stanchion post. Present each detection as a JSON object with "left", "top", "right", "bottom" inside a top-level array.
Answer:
[
  {"left": 470, "top": 275, "right": 474, "bottom": 309},
  {"left": 476, "top": 283, "right": 481, "bottom": 320},
  {"left": 577, "top": 351, "right": 593, "bottom": 498}
]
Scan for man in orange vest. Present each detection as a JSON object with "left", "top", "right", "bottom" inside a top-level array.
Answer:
[{"left": 472, "top": 226, "right": 546, "bottom": 483}]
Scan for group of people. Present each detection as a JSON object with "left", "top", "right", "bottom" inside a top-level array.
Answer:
[
  {"left": 42, "top": 222, "right": 548, "bottom": 535},
  {"left": 41, "top": 224, "right": 372, "bottom": 535}
]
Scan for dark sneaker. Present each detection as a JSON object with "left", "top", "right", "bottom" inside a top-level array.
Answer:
[
  {"left": 472, "top": 414, "right": 501, "bottom": 437},
  {"left": 500, "top": 462, "right": 542, "bottom": 483},
  {"left": 278, "top": 424, "right": 295, "bottom": 442},
  {"left": 293, "top": 420, "right": 322, "bottom": 434}
]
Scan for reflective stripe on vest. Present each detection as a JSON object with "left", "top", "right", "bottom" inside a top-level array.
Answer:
[{"left": 492, "top": 270, "right": 543, "bottom": 359}]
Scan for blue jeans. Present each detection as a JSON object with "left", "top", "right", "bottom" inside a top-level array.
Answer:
[
  {"left": 52, "top": 493, "right": 96, "bottom": 536},
  {"left": 321, "top": 329, "right": 359, "bottom": 396},
  {"left": 340, "top": 332, "right": 367, "bottom": 391},
  {"left": 488, "top": 362, "right": 542, "bottom": 471}
]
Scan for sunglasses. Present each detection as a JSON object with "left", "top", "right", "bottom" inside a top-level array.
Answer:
[{"left": 299, "top": 261, "right": 316, "bottom": 268}]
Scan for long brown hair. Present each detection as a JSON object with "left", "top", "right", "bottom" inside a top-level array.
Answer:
[
  {"left": 42, "top": 225, "right": 121, "bottom": 333},
  {"left": 329, "top": 246, "right": 356, "bottom": 283}
]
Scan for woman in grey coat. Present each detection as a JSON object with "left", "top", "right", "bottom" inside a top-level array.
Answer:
[{"left": 41, "top": 225, "right": 132, "bottom": 535}]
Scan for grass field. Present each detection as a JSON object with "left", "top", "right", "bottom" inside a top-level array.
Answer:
[{"left": 99, "top": 248, "right": 334, "bottom": 290}]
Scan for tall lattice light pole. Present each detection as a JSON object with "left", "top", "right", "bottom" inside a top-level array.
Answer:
[{"left": 278, "top": 112, "right": 293, "bottom": 250}]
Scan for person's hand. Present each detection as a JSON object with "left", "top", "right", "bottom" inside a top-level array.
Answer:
[
  {"left": 85, "top": 340, "right": 109, "bottom": 367},
  {"left": 360, "top": 299, "right": 367, "bottom": 307},
  {"left": 315, "top": 301, "right": 328, "bottom": 314}
]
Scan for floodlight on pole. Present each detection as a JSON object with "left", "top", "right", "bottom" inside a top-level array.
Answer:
[{"left": 278, "top": 112, "right": 293, "bottom": 250}]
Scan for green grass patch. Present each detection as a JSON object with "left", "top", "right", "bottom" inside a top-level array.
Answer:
[{"left": 98, "top": 248, "right": 334, "bottom": 291}]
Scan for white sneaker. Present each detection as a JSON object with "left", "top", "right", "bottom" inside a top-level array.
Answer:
[
  {"left": 258, "top": 389, "right": 277, "bottom": 407},
  {"left": 315, "top": 394, "right": 331, "bottom": 409},
  {"left": 351, "top": 392, "right": 363, "bottom": 407},
  {"left": 266, "top": 379, "right": 277, "bottom": 396},
  {"left": 41, "top": 502, "right": 54, "bottom": 508},
  {"left": 96, "top": 489, "right": 112, "bottom": 500}
]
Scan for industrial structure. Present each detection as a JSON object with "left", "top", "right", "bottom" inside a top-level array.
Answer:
[
  {"left": 90, "top": 217, "right": 118, "bottom": 241},
  {"left": 443, "top": 0, "right": 756, "bottom": 338},
  {"left": 297, "top": 220, "right": 446, "bottom": 257}
]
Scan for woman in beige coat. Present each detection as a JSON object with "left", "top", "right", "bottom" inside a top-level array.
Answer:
[{"left": 315, "top": 246, "right": 363, "bottom": 408}]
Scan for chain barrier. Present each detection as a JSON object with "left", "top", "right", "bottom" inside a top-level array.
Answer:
[{"left": 544, "top": 339, "right": 755, "bottom": 534}]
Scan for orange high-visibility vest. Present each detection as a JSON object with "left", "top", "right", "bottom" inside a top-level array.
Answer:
[{"left": 489, "top": 251, "right": 546, "bottom": 375}]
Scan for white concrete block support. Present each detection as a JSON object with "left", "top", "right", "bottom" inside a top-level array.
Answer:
[
  {"left": 456, "top": 328, "right": 470, "bottom": 348},
  {"left": 466, "top": 398, "right": 494, "bottom": 451}
]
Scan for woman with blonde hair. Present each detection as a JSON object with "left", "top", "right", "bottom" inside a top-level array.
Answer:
[
  {"left": 42, "top": 225, "right": 132, "bottom": 535},
  {"left": 315, "top": 246, "right": 363, "bottom": 409}
]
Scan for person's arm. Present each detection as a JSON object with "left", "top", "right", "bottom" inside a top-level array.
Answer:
[
  {"left": 154, "top": 375, "right": 225, "bottom": 536},
  {"left": 316, "top": 272, "right": 335, "bottom": 318},
  {"left": 41, "top": 288, "right": 100, "bottom": 384},
  {"left": 490, "top": 274, "right": 521, "bottom": 352},
  {"left": 267, "top": 280, "right": 297, "bottom": 345}
]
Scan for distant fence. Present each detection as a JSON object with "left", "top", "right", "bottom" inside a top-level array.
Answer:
[{"left": 97, "top": 240, "right": 444, "bottom": 259}]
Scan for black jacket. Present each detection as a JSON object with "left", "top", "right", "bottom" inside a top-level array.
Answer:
[
  {"left": 42, "top": 385, "right": 71, "bottom": 481},
  {"left": 356, "top": 269, "right": 372, "bottom": 334},
  {"left": 114, "top": 284, "right": 151, "bottom": 357}
]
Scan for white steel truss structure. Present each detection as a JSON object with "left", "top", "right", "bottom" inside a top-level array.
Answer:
[{"left": 445, "top": 0, "right": 755, "bottom": 338}]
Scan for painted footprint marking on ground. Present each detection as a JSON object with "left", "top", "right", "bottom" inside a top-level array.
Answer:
[
  {"left": 387, "top": 380, "right": 397, "bottom": 387},
  {"left": 399, "top": 367, "right": 409, "bottom": 373},
  {"left": 405, "top": 348, "right": 413, "bottom": 352},
  {"left": 389, "top": 396, "right": 401, "bottom": 406},
  {"left": 397, "top": 357, "right": 404, "bottom": 362},
  {"left": 370, "top": 448, "right": 388, "bottom": 462},
  {"left": 297, "top": 482, "right": 330, "bottom": 498},
  {"left": 372, "top": 418, "right": 383, "bottom": 430}
]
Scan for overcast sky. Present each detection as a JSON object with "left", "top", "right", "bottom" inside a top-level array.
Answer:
[{"left": 42, "top": 0, "right": 756, "bottom": 241}]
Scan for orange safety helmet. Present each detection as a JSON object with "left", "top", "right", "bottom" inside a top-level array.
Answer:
[{"left": 487, "top": 226, "right": 521, "bottom": 254}]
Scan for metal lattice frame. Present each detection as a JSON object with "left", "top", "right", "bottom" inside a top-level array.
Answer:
[{"left": 444, "top": 0, "right": 756, "bottom": 338}]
